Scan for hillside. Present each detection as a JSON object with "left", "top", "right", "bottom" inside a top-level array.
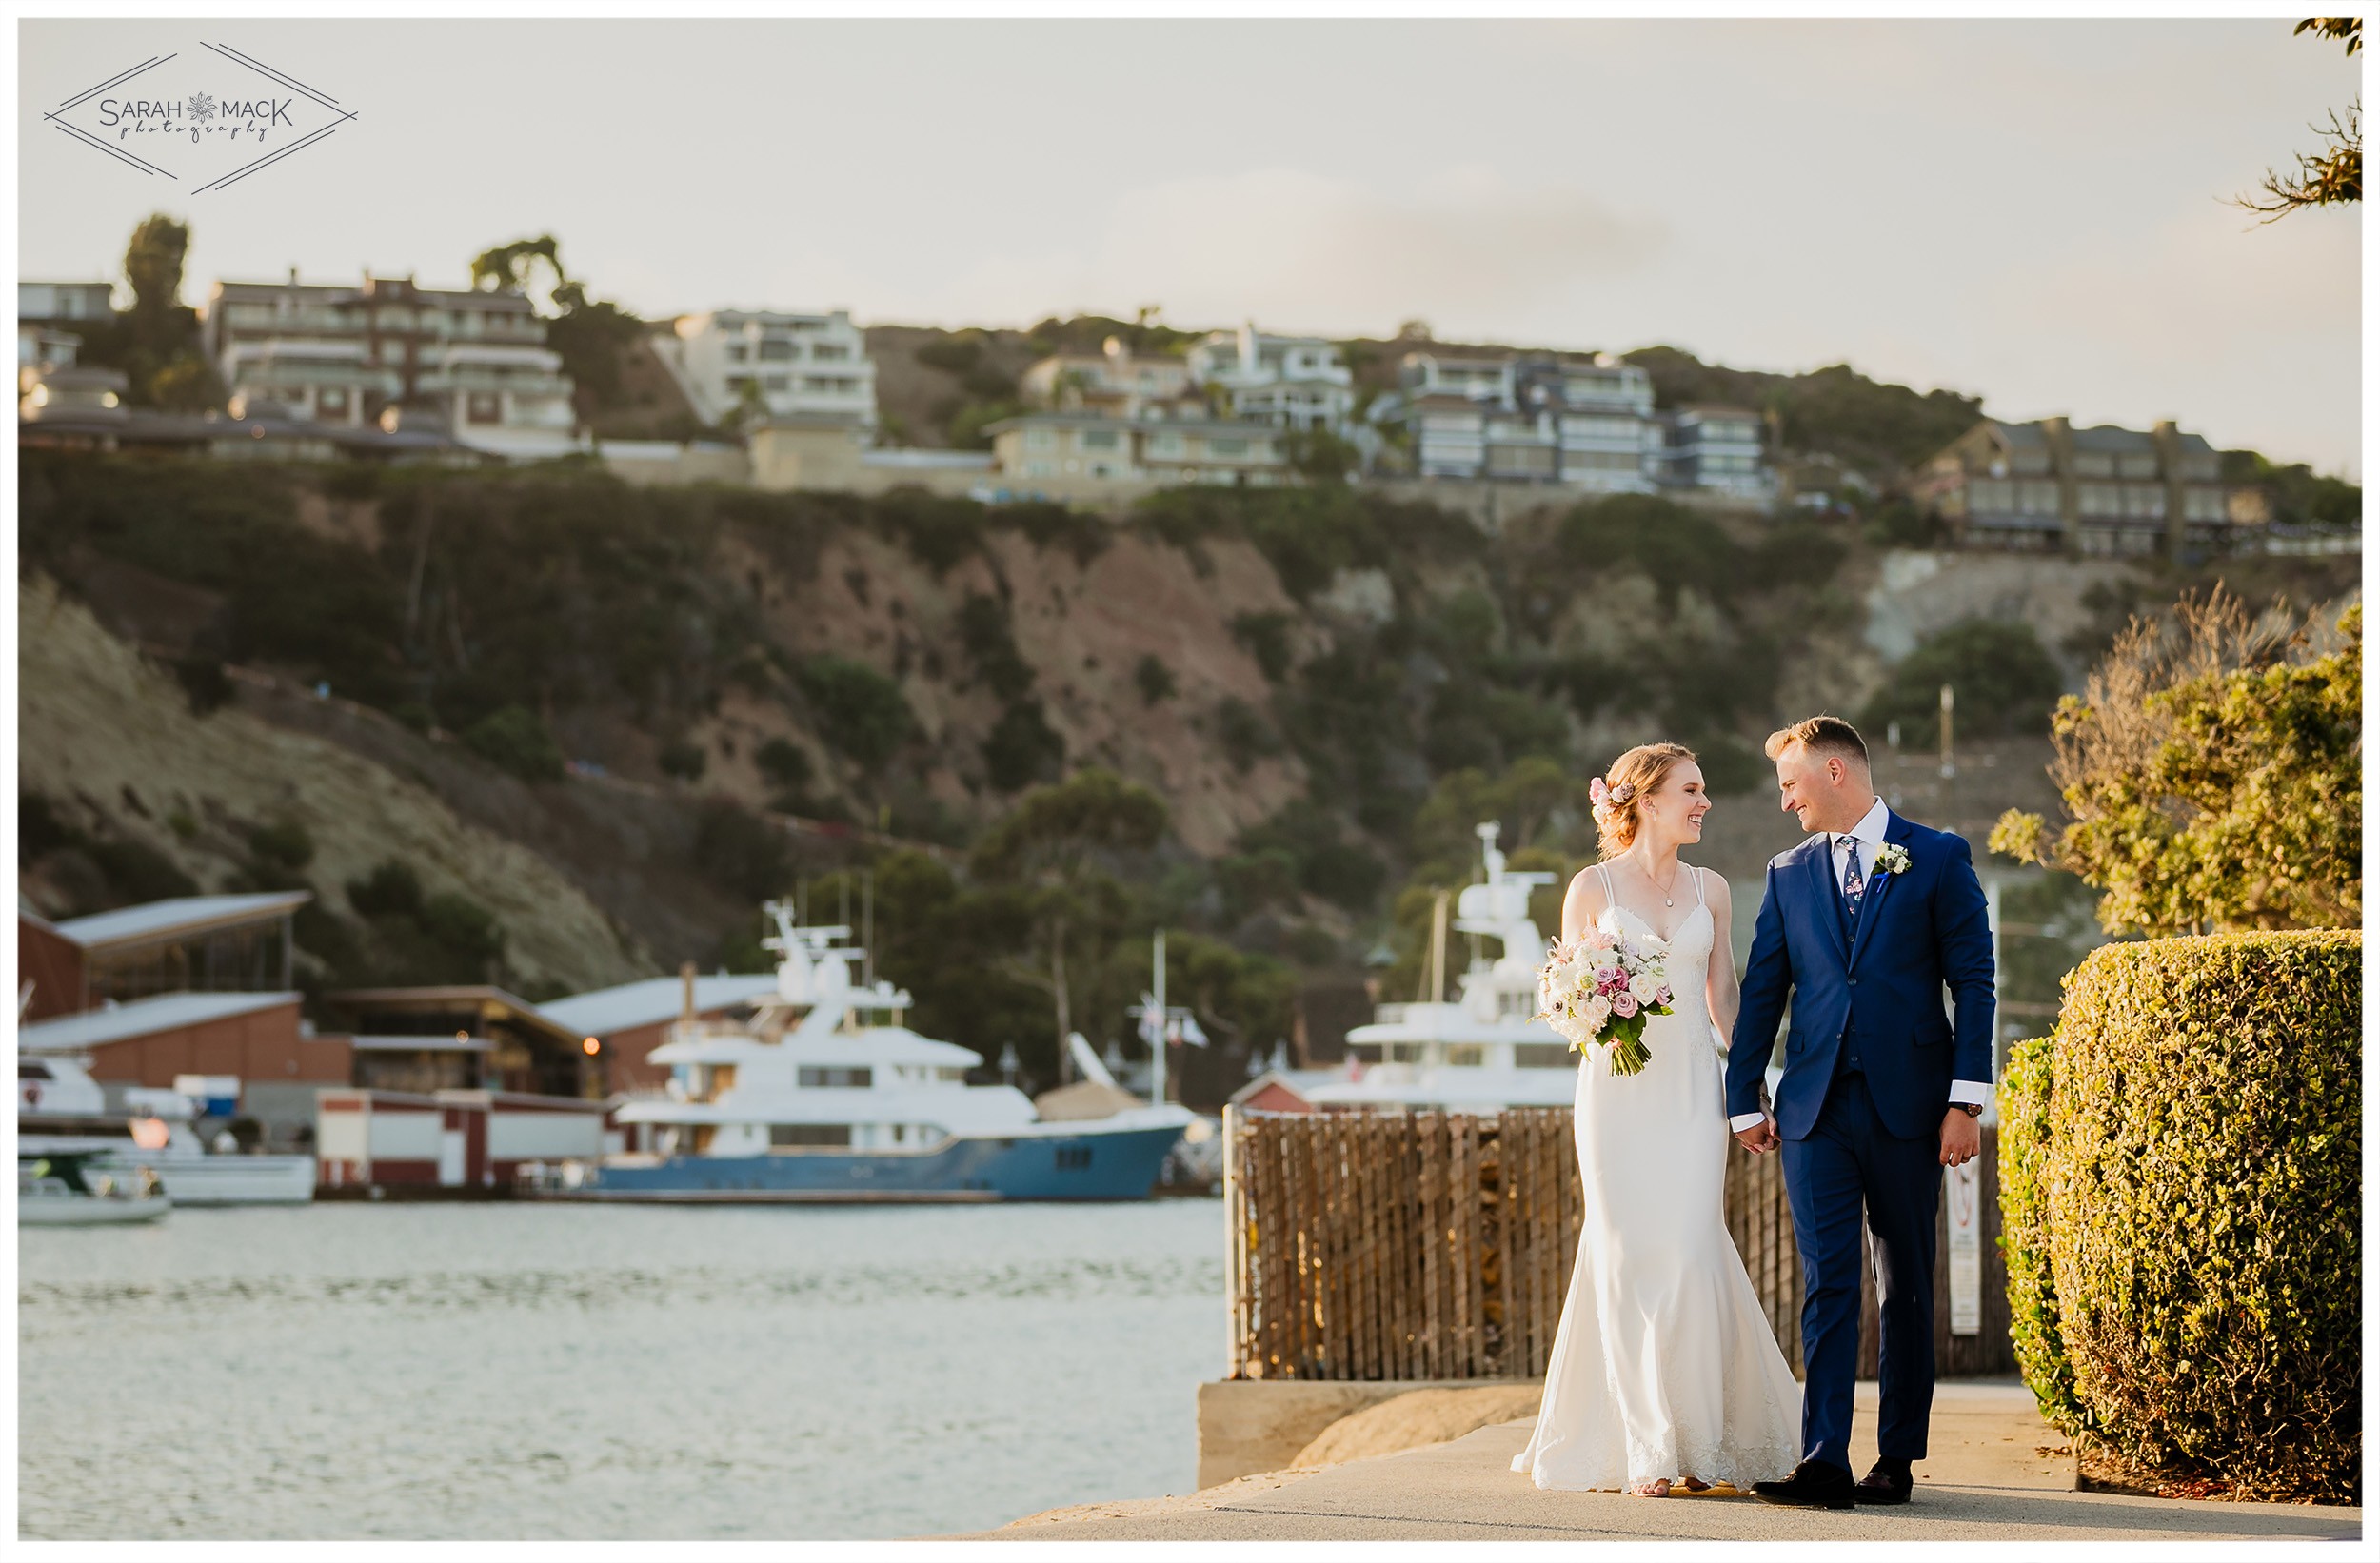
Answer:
[{"left": 18, "top": 448, "right": 2357, "bottom": 1093}]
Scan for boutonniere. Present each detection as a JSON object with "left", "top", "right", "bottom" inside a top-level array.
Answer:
[{"left": 1874, "top": 843, "right": 1912, "bottom": 877}]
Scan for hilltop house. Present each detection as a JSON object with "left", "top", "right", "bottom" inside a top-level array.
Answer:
[
  {"left": 202, "top": 269, "right": 579, "bottom": 461},
  {"left": 1394, "top": 349, "right": 1686, "bottom": 494},
  {"left": 1911, "top": 418, "right": 2268, "bottom": 556},
  {"left": 661, "top": 308, "right": 877, "bottom": 431},
  {"left": 1185, "top": 324, "right": 1357, "bottom": 433},
  {"left": 981, "top": 411, "right": 1291, "bottom": 500},
  {"left": 1019, "top": 336, "right": 1200, "bottom": 421}
]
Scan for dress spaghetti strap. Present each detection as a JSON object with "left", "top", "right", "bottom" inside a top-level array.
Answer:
[
  {"left": 1692, "top": 865, "right": 1707, "bottom": 907},
  {"left": 1594, "top": 861, "right": 1616, "bottom": 908}
]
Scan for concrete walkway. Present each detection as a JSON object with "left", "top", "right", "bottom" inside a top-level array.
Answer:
[{"left": 955, "top": 1382, "right": 2361, "bottom": 1542}]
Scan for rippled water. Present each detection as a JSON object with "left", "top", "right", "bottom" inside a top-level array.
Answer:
[{"left": 18, "top": 1199, "right": 1225, "bottom": 1539}]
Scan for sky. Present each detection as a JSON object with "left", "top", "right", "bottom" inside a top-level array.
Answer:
[{"left": 16, "top": 16, "right": 2365, "bottom": 476}]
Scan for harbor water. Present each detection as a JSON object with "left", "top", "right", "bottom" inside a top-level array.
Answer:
[{"left": 18, "top": 1198, "right": 1223, "bottom": 1539}]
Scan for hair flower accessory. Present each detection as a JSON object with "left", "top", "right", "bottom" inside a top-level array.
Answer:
[{"left": 1874, "top": 842, "right": 1912, "bottom": 876}]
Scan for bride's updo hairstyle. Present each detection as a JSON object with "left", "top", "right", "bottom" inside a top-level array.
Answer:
[{"left": 1592, "top": 742, "right": 1698, "bottom": 860}]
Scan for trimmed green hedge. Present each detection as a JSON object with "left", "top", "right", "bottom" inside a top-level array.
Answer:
[
  {"left": 1996, "top": 1034, "right": 2092, "bottom": 1438},
  {"left": 2015, "top": 929, "right": 2361, "bottom": 1496}
]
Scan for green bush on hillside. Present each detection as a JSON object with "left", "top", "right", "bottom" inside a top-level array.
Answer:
[
  {"left": 463, "top": 704, "right": 565, "bottom": 783},
  {"left": 982, "top": 699, "right": 1065, "bottom": 793},
  {"left": 2025, "top": 930, "right": 2361, "bottom": 1497},
  {"left": 796, "top": 655, "right": 913, "bottom": 770}
]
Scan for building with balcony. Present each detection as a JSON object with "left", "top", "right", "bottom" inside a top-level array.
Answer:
[
  {"left": 982, "top": 412, "right": 1290, "bottom": 495},
  {"left": 1393, "top": 349, "right": 1667, "bottom": 493},
  {"left": 19, "top": 281, "right": 114, "bottom": 376},
  {"left": 1659, "top": 406, "right": 1770, "bottom": 500},
  {"left": 661, "top": 308, "right": 877, "bottom": 431},
  {"left": 1911, "top": 417, "right": 2267, "bottom": 556},
  {"left": 202, "top": 269, "right": 579, "bottom": 461},
  {"left": 1186, "top": 324, "right": 1357, "bottom": 432},
  {"left": 1019, "top": 336, "right": 1200, "bottom": 421}
]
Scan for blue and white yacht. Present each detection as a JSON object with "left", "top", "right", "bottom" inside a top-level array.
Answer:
[{"left": 548, "top": 903, "right": 1191, "bottom": 1202}]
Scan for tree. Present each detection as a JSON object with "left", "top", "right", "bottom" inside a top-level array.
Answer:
[
  {"left": 467, "top": 233, "right": 645, "bottom": 414},
  {"left": 1991, "top": 591, "right": 2360, "bottom": 936},
  {"left": 2237, "top": 19, "right": 2361, "bottom": 220},
  {"left": 969, "top": 768, "right": 1168, "bottom": 1083},
  {"left": 124, "top": 214, "right": 191, "bottom": 326},
  {"left": 1860, "top": 619, "right": 2066, "bottom": 746},
  {"left": 73, "top": 214, "right": 224, "bottom": 411}
]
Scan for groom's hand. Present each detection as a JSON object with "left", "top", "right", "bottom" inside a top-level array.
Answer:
[
  {"left": 1939, "top": 1108, "right": 1981, "bottom": 1168},
  {"left": 1734, "top": 1116, "right": 1779, "bottom": 1154}
]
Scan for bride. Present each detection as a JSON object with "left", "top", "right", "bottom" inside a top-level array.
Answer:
[{"left": 1511, "top": 742, "right": 1801, "bottom": 1497}]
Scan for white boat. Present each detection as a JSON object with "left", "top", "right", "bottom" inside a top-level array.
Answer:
[
  {"left": 19, "top": 1149, "right": 171, "bottom": 1225},
  {"left": 544, "top": 903, "right": 1194, "bottom": 1202},
  {"left": 18, "top": 1053, "right": 316, "bottom": 1205},
  {"left": 1318, "top": 823, "right": 1579, "bottom": 1112}
]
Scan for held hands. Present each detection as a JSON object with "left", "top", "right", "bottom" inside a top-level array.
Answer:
[
  {"left": 1733, "top": 1115, "right": 1780, "bottom": 1155},
  {"left": 1938, "top": 1107, "right": 1981, "bottom": 1168}
]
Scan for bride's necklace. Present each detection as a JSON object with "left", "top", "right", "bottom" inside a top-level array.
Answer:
[{"left": 1636, "top": 854, "right": 1680, "bottom": 908}]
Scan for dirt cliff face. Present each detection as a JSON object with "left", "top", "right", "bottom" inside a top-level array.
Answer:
[
  {"left": 17, "top": 576, "right": 649, "bottom": 994},
  {"left": 674, "top": 524, "right": 1307, "bottom": 856}
]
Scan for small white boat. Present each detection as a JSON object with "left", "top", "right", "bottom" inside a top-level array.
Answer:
[
  {"left": 18, "top": 1053, "right": 316, "bottom": 1205},
  {"left": 20, "top": 1150, "right": 171, "bottom": 1226}
]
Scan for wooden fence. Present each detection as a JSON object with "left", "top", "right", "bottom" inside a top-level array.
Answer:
[{"left": 1222, "top": 1106, "right": 2011, "bottom": 1382}]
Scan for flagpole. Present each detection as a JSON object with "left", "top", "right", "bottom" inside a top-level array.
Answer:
[{"left": 1152, "top": 928, "right": 1167, "bottom": 1106}]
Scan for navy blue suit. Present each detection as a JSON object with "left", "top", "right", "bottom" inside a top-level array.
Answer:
[{"left": 1724, "top": 809, "right": 1995, "bottom": 1472}]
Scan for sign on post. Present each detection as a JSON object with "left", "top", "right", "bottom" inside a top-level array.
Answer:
[{"left": 1946, "top": 1158, "right": 1981, "bottom": 1335}]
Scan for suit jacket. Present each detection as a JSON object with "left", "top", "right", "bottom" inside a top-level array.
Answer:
[{"left": 1724, "top": 809, "right": 1995, "bottom": 1141}]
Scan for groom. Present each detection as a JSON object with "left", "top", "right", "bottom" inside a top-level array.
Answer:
[{"left": 1724, "top": 716, "right": 1994, "bottom": 1510}]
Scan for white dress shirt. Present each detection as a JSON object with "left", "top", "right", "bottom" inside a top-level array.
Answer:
[{"left": 1729, "top": 798, "right": 1991, "bottom": 1132}]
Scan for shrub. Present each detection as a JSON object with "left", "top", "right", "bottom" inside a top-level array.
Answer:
[
  {"left": 347, "top": 860, "right": 426, "bottom": 918},
  {"left": 1134, "top": 654, "right": 1177, "bottom": 705},
  {"left": 2040, "top": 929, "right": 2360, "bottom": 1497},
  {"left": 658, "top": 739, "right": 707, "bottom": 782},
  {"left": 1230, "top": 612, "right": 1295, "bottom": 683},
  {"left": 420, "top": 892, "right": 505, "bottom": 966},
  {"left": 959, "top": 594, "right": 1034, "bottom": 702},
  {"left": 247, "top": 820, "right": 314, "bottom": 873},
  {"left": 172, "top": 654, "right": 234, "bottom": 716},
  {"left": 1996, "top": 1034, "right": 2091, "bottom": 1437},
  {"left": 756, "top": 737, "right": 812, "bottom": 790},
  {"left": 982, "top": 699, "right": 1065, "bottom": 792},
  {"left": 463, "top": 704, "right": 565, "bottom": 783},
  {"left": 1994, "top": 598, "right": 2359, "bottom": 938},
  {"left": 1215, "top": 696, "right": 1282, "bottom": 772},
  {"left": 796, "top": 655, "right": 914, "bottom": 770}
]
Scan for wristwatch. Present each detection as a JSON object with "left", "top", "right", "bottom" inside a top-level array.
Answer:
[{"left": 1955, "top": 1101, "right": 1983, "bottom": 1118}]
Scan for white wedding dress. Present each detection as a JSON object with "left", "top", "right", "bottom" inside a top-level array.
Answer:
[{"left": 1511, "top": 861, "right": 1802, "bottom": 1492}]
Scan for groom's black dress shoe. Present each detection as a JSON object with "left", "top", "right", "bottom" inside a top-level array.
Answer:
[
  {"left": 1854, "top": 1459, "right": 1914, "bottom": 1505},
  {"left": 1751, "top": 1459, "right": 1856, "bottom": 1510}
]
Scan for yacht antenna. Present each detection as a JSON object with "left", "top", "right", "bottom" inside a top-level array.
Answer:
[{"left": 861, "top": 870, "right": 875, "bottom": 988}]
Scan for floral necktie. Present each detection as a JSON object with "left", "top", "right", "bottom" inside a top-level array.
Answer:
[{"left": 1841, "top": 838, "right": 1865, "bottom": 930}]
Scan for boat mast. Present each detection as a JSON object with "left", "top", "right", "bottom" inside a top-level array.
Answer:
[{"left": 1151, "top": 928, "right": 1167, "bottom": 1106}]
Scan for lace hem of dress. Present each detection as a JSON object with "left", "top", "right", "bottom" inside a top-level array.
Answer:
[{"left": 1510, "top": 1425, "right": 1800, "bottom": 1493}]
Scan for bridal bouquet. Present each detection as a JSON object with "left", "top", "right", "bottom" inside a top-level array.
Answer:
[{"left": 1535, "top": 923, "right": 1676, "bottom": 1077}]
